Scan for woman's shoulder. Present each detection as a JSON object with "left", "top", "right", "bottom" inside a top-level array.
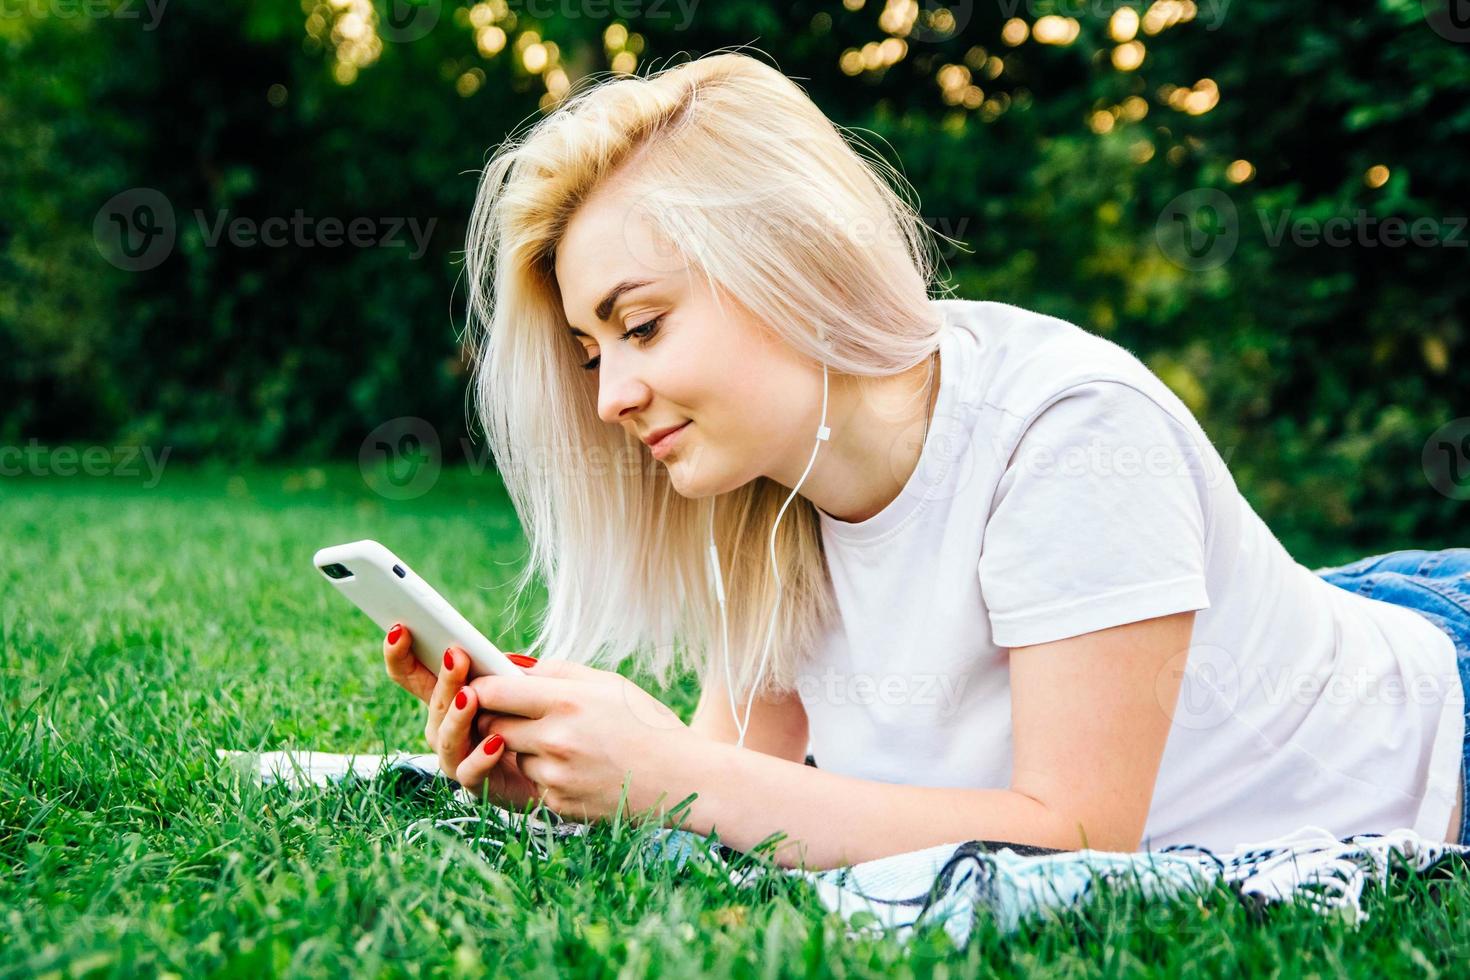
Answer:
[{"left": 933, "top": 297, "right": 1196, "bottom": 434}]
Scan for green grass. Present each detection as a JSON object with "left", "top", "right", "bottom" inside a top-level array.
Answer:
[{"left": 4, "top": 461, "right": 1470, "bottom": 977}]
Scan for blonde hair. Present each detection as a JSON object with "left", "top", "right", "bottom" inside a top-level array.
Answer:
[{"left": 464, "top": 49, "right": 950, "bottom": 698}]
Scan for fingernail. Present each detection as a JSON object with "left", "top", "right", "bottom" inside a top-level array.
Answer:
[
  {"left": 507, "top": 654, "right": 538, "bottom": 668},
  {"left": 387, "top": 624, "right": 403, "bottom": 644},
  {"left": 443, "top": 649, "right": 454, "bottom": 671},
  {"left": 484, "top": 734, "right": 503, "bottom": 754},
  {"left": 454, "top": 690, "right": 467, "bottom": 710}
]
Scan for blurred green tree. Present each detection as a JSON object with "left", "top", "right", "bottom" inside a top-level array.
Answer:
[{"left": 1, "top": 0, "right": 1465, "bottom": 558}]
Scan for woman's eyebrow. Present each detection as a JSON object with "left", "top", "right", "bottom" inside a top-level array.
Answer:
[{"left": 567, "top": 278, "right": 656, "bottom": 337}]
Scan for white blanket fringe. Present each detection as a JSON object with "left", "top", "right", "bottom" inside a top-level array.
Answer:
[{"left": 217, "top": 748, "right": 1468, "bottom": 946}]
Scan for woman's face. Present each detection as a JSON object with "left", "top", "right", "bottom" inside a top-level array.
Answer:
[{"left": 554, "top": 181, "right": 823, "bottom": 497}]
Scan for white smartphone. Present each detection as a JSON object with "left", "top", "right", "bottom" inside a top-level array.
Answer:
[{"left": 313, "top": 539, "right": 524, "bottom": 679}]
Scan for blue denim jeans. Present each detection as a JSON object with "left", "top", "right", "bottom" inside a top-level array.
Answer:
[{"left": 1315, "top": 548, "right": 1470, "bottom": 845}]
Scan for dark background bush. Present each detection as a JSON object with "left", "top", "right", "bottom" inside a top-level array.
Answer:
[{"left": 2, "top": 0, "right": 1466, "bottom": 558}]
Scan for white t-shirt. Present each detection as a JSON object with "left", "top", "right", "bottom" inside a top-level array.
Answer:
[{"left": 794, "top": 298, "right": 1463, "bottom": 851}]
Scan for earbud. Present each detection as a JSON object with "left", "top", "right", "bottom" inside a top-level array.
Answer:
[{"left": 711, "top": 356, "right": 831, "bottom": 749}]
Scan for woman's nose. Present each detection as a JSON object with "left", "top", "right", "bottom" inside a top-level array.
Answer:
[{"left": 596, "top": 356, "right": 652, "bottom": 424}]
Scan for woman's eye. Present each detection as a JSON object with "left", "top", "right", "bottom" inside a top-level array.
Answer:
[
  {"left": 621, "top": 315, "right": 663, "bottom": 342},
  {"left": 579, "top": 316, "right": 662, "bottom": 371}
]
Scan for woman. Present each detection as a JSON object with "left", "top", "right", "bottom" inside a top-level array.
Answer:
[{"left": 380, "top": 51, "right": 1470, "bottom": 870}]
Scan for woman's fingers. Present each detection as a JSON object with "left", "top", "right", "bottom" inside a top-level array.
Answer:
[
  {"left": 454, "top": 732, "right": 507, "bottom": 792},
  {"left": 473, "top": 709, "right": 495, "bottom": 742},
  {"left": 465, "top": 673, "right": 564, "bottom": 720},
  {"left": 436, "top": 683, "right": 479, "bottom": 777},
  {"left": 426, "top": 646, "right": 469, "bottom": 747},
  {"left": 455, "top": 734, "right": 544, "bottom": 809},
  {"left": 383, "top": 623, "right": 436, "bottom": 704}
]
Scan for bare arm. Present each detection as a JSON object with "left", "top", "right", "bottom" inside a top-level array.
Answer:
[
  {"left": 660, "top": 611, "right": 1197, "bottom": 869},
  {"left": 688, "top": 674, "right": 810, "bottom": 765}
]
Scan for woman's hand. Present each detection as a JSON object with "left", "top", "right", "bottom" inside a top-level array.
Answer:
[
  {"left": 465, "top": 660, "right": 696, "bottom": 824},
  {"left": 382, "top": 624, "right": 540, "bottom": 806}
]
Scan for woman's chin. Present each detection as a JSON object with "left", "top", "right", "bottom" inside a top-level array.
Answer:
[
  {"left": 663, "top": 458, "right": 703, "bottom": 497},
  {"left": 662, "top": 452, "right": 730, "bottom": 499}
]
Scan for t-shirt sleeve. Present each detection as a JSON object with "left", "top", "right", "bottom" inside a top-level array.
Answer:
[{"left": 979, "top": 381, "right": 1211, "bottom": 648}]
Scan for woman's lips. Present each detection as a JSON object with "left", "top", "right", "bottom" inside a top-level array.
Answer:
[{"left": 649, "top": 421, "right": 691, "bottom": 460}]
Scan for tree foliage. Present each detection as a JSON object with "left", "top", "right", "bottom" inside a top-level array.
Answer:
[{"left": 2, "top": 0, "right": 1466, "bottom": 556}]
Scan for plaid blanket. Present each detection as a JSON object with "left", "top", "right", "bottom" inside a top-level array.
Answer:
[{"left": 217, "top": 748, "right": 1470, "bottom": 946}]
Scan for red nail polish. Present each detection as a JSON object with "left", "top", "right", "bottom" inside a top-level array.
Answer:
[
  {"left": 484, "top": 734, "right": 503, "bottom": 754},
  {"left": 507, "top": 654, "right": 538, "bottom": 668},
  {"left": 454, "top": 690, "right": 467, "bottom": 710},
  {"left": 387, "top": 624, "right": 403, "bottom": 644},
  {"left": 443, "top": 649, "right": 454, "bottom": 670}
]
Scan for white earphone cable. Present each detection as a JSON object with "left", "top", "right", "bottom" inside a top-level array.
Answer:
[{"left": 710, "top": 361, "right": 830, "bottom": 749}]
